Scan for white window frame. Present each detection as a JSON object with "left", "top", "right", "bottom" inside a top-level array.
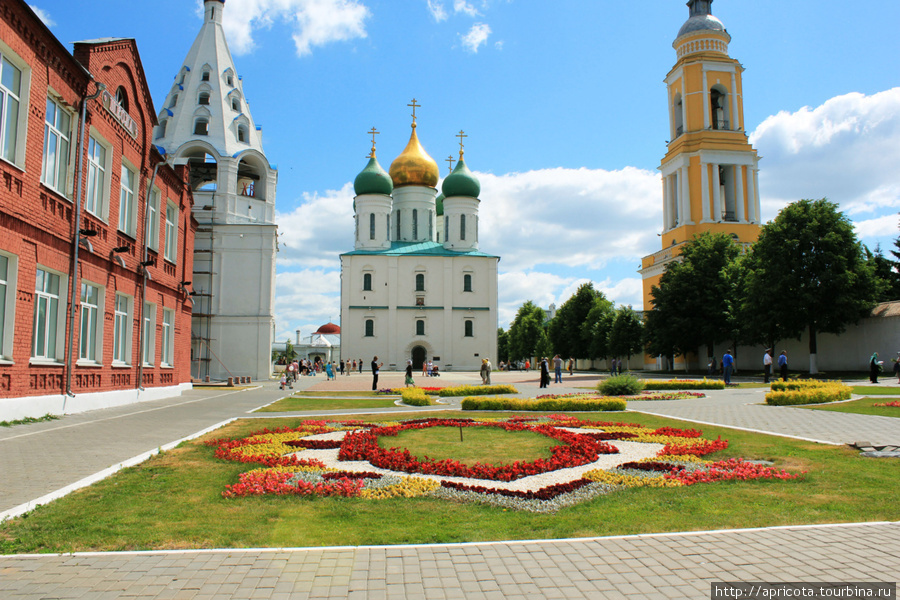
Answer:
[
  {"left": 119, "top": 161, "right": 138, "bottom": 236},
  {"left": 78, "top": 281, "right": 104, "bottom": 364},
  {"left": 32, "top": 266, "right": 67, "bottom": 362},
  {"left": 113, "top": 293, "right": 133, "bottom": 366},
  {"left": 42, "top": 95, "right": 72, "bottom": 196},
  {"left": 161, "top": 308, "right": 175, "bottom": 367},
  {"left": 146, "top": 187, "right": 160, "bottom": 251},
  {"left": 164, "top": 201, "right": 178, "bottom": 263},
  {"left": 142, "top": 301, "right": 156, "bottom": 367},
  {"left": 0, "top": 251, "right": 18, "bottom": 362},
  {"left": 0, "top": 48, "right": 27, "bottom": 167},
  {"left": 85, "top": 132, "right": 110, "bottom": 220}
]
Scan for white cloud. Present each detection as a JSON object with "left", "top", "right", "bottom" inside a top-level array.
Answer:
[
  {"left": 855, "top": 213, "right": 900, "bottom": 239},
  {"left": 28, "top": 5, "right": 55, "bottom": 27},
  {"left": 426, "top": 0, "right": 448, "bottom": 22},
  {"left": 274, "top": 269, "right": 342, "bottom": 342},
  {"left": 215, "top": 0, "right": 370, "bottom": 56},
  {"left": 453, "top": 0, "right": 481, "bottom": 17},
  {"left": 460, "top": 22, "right": 491, "bottom": 53},
  {"left": 275, "top": 183, "right": 355, "bottom": 268},
  {"left": 751, "top": 88, "right": 900, "bottom": 222}
]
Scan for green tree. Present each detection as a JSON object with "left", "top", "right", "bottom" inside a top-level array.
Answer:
[
  {"left": 742, "top": 198, "right": 879, "bottom": 374},
  {"left": 548, "top": 282, "right": 601, "bottom": 359},
  {"left": 497, "top": 328, "right": 509, "bottom": 363},
  {"left": 273, "top": 339, "right": 296, "bottom": 365},
  {"left": 584, "top": 295, "right": 616, "bottom": 360},
  {"left": 644, "top": 232, "right": 742, "bottom": 362},
  {"left": 608, "top": 306, "right": 644, "bottom": 368},
  {"left": 507, "top": 301, "right": 546, "bottom": 362},
  {"left": 865, "top": 244, "right": 895, "bottom": 302}
]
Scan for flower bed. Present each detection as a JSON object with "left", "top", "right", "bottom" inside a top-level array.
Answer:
[
  {"left": 765, "top": 380, "right": 852, "bottom": 405},
  {"left": 400, "top": 387, "right": 432, "bottom": 406},
  {"left": 641, "top": 378, "right": 725, "bottom": 390},
  {"left": 208, "top": 417, "right": 802, "bottom": 512},
  {"left": 461, "top": 396, "right": 626, "bottom": 412},
  {"left": 535, "top": 392, "right": 704, "bottom": 401},
  {"left": 873, "top": 401, "right": 900, "bottom": 408},
  {"left": 438, "top": 384, "right": 518, "bottom": 397}
]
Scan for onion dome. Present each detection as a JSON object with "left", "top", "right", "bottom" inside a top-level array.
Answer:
[
  {"left": 441, "top": 154, "right": 480, "bottom": 198},
  {"left": 314, "top": 323, "right": 341, "bottom": 335},
  {"left": 389, "top": 125, "right": 439, "bottom": 189},
  {"left": 677, "top": 0, "right": 727, "bottom": 39},
  {"left": 354, "top": 153, "right": 393, "bottom": 196},
  {"left": 435, "top": 192, "right": 444, "bottom": 216}
]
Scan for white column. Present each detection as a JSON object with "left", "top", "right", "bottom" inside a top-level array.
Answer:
[
  {"left": 700, "top": 162, "right": 710, "bottom": 222},
  {"left": 734, "top": 165, "right": 745, "bottom": 222},
  {"left": 746, "top": 167, "right": 756, "bottom": 223},
  {"left": 681, "top": 78, "right": 687, "bottom": 133},
  {"left": 752, "top": 168, "right": 761, "bottom": 223},
  {"left": 680, "top": 166, "right": 691, "bottom": 224},
  {"left": 711, "top": 163, "right": 721, "bottom": 221},
  {"left": 702, "top": 70, "right": 710, "bottom": 129},
  {"left": 662, "top": 177, "right": 670, "bottom": 231},
  {"left": 730, "top": 72, "right": 739, "bottom": 130}
]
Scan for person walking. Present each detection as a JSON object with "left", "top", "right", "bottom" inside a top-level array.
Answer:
[
  {"left": 480, "top": 359, "right": 489, "bottom": 384},
  {"left": 722, "top": 349, "right": 734, "bottom": 385},
  {"left": 567, "top": 358, "right": 574, "bottom": 376},
  {"left": 325, "top": 361, "right": 334, "bottom": 380},
  {"left": 358, "top": 359, "right": 363, "bottom": 374},
  {"left": 869, "top": 351, "right": 882, "bottom": 384},
  {"left": 371, "top": 356, "right": 382, "bottom": 391},
  {"left": 763, "top": 348, "right": 773, "bottom": 384},
  {"left": 539, "top": 357, "right": 550, "bottom": 388},
  {"left": 893, "top": 352, "right": 900, "bottom": 383},
  {"left": 553, "top": 355, "right": 563, "bottom": 384},
  {"left": 778, "top": 350, "right": 788, "bottom": 381},
  {"left": 405, "top": 360, "right": 415, "bottom": 387},
  {"left": 340, "top": 360, "right": 345, "bottom": 376},
  {"left": 484, "top": 358, "right": 492, "bottom": 385}
]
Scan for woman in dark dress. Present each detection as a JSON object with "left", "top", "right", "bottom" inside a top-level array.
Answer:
[
  {"left": 870, "top": 352, "right": 881, "bottom": 383},
  {"left": 539, "top": 358, "right": 550, "bottom": 388}
]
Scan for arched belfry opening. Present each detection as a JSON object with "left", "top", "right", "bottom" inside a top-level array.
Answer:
[
  {"left": 710, "top": 85, "right": 729, "bottom": 130},
  {"left": 237, "top": 153, "right": 267, "bottom": 201}
]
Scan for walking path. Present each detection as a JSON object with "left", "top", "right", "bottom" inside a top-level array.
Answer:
[{"left": 1, "top": 371, "right": 898, "bottom": 599}]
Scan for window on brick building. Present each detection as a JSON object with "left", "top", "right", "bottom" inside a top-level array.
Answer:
[
  {"left": 142, "top": 302, "right": 156, "bottom": 367},
  {"left": 42, "top": 97, "right": 71, "bottom": 195},
  {"left": 113, "top": 294, "right": 132, "bottom": 365},
  {"left": 164, "top": 202, "right": 178, "bottom": 263},
  {"left": 115, "top": 86, "right": 129, "bottom": 112},
  {"left": 0, "top": 54, "right": 24, "bottom": 165},
  {"left": 79, "top": 282, "right": 101, "bottom": 363},
  {"left": 119, "top": 163, "right": 137, "bottom": 236},
  {"left": 32, "top": 268, "right": 62, "bottom": 360},
  {"left": 146, "top": 189, "right": 160, "bottom": 251},
  {"left": 0, "top": 253, "right": 15, "bottom": 361},
  {"left": 86, "top": 136, "right": 108, "bottom": 219},
  {"left": 161, "top": 308, "right": 175, "bottom": 367}
]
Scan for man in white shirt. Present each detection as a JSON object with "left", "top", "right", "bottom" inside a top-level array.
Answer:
[{"left": 763, "top": 349, "right": 773, "bottom": 383}]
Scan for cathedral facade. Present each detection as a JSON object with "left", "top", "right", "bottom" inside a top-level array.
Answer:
[
  {"left": 640, "top": 0, "right": 762, "bottom": 369},
  {"left": 155, "top": 0, "right": 277, "bottom": 381},
  {"left": 340, "top": 110, "right": 499, "bottom": 372}
]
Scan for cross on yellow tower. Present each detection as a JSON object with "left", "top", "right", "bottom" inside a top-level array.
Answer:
[{"left": 367, "top": 127, "right": 379, "bottom": 158}]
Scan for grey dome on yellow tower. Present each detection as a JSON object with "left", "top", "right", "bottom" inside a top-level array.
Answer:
[
  {"left": 354, "top": 153, "right": 393, "bottom": 196},
  {"left": 442, "top": 155, "right": 480, "bottom": 198},
  {"left": 389, "top": 125, "right": 440, "bottom": 188},
  {"left": 677, "top": 0, "right": 728, "bottom": 39}
]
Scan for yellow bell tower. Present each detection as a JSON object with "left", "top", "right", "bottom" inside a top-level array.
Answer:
[{"left": 640, "top": 0, "right": 761, "bottom": 362}]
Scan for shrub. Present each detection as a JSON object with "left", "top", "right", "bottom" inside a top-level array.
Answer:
[
  {"left": 461, "top": 396, "right": 627, "bottom": 412},
  {"left": 438, "top": 384, "right": 518, "bottom": 397},
  {"left": 641, "top": 378, "right": 726, "bottom": 390},
  {"left": 400, "top": 387, "right": 433, "bottom": 406},
  {"left": 598, "top": 374, "right": 645, "bottom": 396},
  {"left": 765, "top": 381, "right": 852, "bottom": 406}
]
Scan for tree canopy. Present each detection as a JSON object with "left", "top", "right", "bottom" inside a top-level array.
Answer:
[
  {"left": 548, "top": 282, "right": 605, "bottom": 359},
  {"left": 507, "top": 301, "right": 546, "bottom": 362}
]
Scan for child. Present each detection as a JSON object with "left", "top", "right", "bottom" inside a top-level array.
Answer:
[{"left": 279, "top": 372, "right": 287, "bottom": 390}]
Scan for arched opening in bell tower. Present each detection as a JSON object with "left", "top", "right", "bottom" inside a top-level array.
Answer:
[
  {"left": 673, "top": 92, "right": 684, "bottom": 137},
  {"left": 237, "top": 153, "right": 268, "bottom": 201},
  {"left": 710, "top": 85, "right": 730, "bottom": 130}
]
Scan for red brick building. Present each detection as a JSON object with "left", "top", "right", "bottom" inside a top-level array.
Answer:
[{"left": 0, "top": 1, "right": 195, "bottom": 420}]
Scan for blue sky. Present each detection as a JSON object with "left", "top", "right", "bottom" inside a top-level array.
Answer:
[{"left": 30, "top": 0, "right": 900, "bottom": 342}]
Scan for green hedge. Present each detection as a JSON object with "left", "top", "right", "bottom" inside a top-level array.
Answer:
[
  {"left": 765, "top": 382, "right": 852, "bottom": 405},
  {"left": 598, "top": 374, "right": 645, "bottom": 396},
  {"left": 641, "top": 378, "right": 726, "bottom": 390},
  {"left": 438, "top": 384, "right": 518, "bottom": 397},
  {"left": 461, "top": 396, "right": 627, "bottom": 412}
]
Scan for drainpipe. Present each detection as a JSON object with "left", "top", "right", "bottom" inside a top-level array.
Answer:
[
  {"left": 64, "top": 81, "right": 106, "bottom": 405},
  {"left": 136, "top": 158, "right": 162, "bottom": 391}
]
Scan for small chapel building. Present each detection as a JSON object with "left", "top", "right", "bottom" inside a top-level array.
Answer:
[{"left": 340, "top": 107, "right": 499, "bottom": 371}]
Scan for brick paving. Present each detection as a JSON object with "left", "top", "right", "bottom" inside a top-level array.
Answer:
[{"left": 1, "top": 371, "right": 899, "bottom": 599}]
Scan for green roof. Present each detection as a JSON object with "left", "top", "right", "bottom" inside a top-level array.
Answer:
[
  {"left": 342, "top": 241, "right": 498, "bottom": 258},
  {"left": 354, "top": 156, "right": 393, "bottom": 196},
  {"left": 441, "top": 157, "right": 480, "bottom": 198}
]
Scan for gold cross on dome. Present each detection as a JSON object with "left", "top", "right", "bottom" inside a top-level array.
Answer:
[
  {"left": 446, "top": 155, "right": 455, "bottom": 174},
  {"left": 367, "top": 126, "right": 379, "bottom": 157},
  {"left": 456, "top": 130, "right": 467, "bottom": 156},
  {"left": 408, "top": 98, "right": 420, "bottom": 124}
]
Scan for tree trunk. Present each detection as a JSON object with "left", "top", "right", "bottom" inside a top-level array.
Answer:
[{"left": 808, "top": 325, "right": 818, "bottom": 375}]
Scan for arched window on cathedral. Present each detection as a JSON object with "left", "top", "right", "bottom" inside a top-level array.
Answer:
[
  {"left": 710, "top": 85, "right": 729, "bottom": 130},
  {"left": 460, "top": 214, "right": 466, "bottom": 241},
  {"left": 396, "top": 211, "right": 401, "bottom": 240},
  {"left": 412, "top": 209, "right": 418, "bottom": 239},
  {"left": 463, "top": 274, "right": 472, "bottom": 292},
  {"left": 363, "top": 273, "right": 373, "bottom": 291},
  {"left": 365, "top": 319, "right": 374, "bottom": 337},
  {"left": 673, "top": 92, "right": 684, "bottom": 137},
  {"left": 415, "top": 273, "right": 425, "bottom": 292},
  {"left": 464, "top": 320, "right": 474, "bottom": 338},
  {"left": 416, "top": 320, "right": 425, "bottom": 336},
  {"left": 369, "top": 213, "right": 375, "bottom": 240}
]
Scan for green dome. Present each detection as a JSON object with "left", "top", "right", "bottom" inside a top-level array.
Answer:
[
  {"left": 435, "top": 193, "right": 444, "bottom": 216},
  {"left": 354, "top": 155, "right": 393, "bottom": 196},
  {"left": 441, "top": 157, "right": 480, "bottom": 198}
]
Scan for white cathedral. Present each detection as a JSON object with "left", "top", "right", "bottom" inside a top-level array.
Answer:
[
  {"left": 340, "top": 107, "right": 499, "bottom": 371},
  {"left": 155, "top": 0, "right": 277, "bottom": 381}
]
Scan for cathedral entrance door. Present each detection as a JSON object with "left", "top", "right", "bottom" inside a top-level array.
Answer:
[{"left": 411, "top": 346, "right": 427, "bottom": 370}]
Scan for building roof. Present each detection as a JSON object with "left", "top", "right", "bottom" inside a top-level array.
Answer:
[
  {"left": 870, "top": 301, "right": 900, "bottom": 319},
  {"left": 341, "top": 241, "right": 498, "bottom": 259},
  {"left": 315, "top": 323, "right": 341, "bottom": 334}
]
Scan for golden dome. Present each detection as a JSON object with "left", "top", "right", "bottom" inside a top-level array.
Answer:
[{"left": 389, "top": 124, "right": 439, "bottom": 188}]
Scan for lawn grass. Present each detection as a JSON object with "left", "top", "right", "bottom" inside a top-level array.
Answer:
[
  {"left": 256, "top": 396, "right": 399, "bottom": 412},
  {"left": 851, "top": 386, "right": 900, "bottom": 396},
  {"left": 1, "top": 410, "right": 898, "bottom": 553},
  {"left": 378, "top": 426, "right": 558, "bottom": 466},
  {"left": 283, "top": 391, "right": 389, "bottom": 398},
  {"left": 799, "top": 397, "right": 900, "bottom": 418}
]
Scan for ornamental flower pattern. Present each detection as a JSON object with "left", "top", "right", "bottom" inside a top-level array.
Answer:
[{"left": 208, "top": 417, "right": 803, "bottom": 511}]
